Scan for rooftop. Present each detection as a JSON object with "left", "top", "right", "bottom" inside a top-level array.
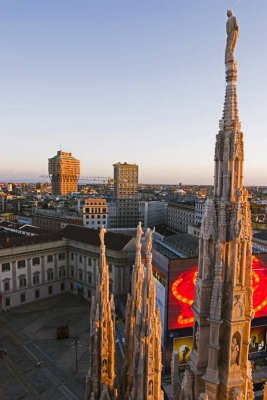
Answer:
[{"left": 61, "top": 225, "right": 133, "bottom": 251}]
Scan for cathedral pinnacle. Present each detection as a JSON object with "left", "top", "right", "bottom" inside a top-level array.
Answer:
[
  {"left": 85, "top": 226, "right": 117, "bottom": 400},
  {"left": 185, "top": 12, "right": 254, "bottom": 400},
  {"left": 124, "top": 224, "right": 163, "bottom": 400}
]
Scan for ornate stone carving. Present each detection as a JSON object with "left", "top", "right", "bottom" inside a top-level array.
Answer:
[
  {"left": 85, "top": 227, "right": 116, "bottom": 399},
  {"left": 200, "top": 198, "right": 217, "bottom": 240},
  {"left": 231, "top": 387, "right": 244, "bottom": 400},
  {"left": 233, "top": 294, "right": 244, "bottom": 317},
  {"left": 230, "top": 336, "right": 240, "bottom": 366},
  {"left": 99, "top": 225, "right": 107, "bottom": 248},
  {"left": 171, "top": 351, "right": 182, "bottom": 400},
  {"left": 195, "top": 324, "right": 200, "bottom": 351},
  {"left": 179, "top": 369, "right": 194, "bottom": 400},
  {"left": 136, "top": 221, "right": 143, "bottom": 246},
  {"left": 247, "top": 361, "right": 255, "bottom": 400},
  {"left": 204, "top": 252, "right": 211, "bottom": 280},
  {"left": 124, "top": 224, "right": 163, "bottom": 400},
  {"left": 145, "top": 227, "right": 155, "bottom": 255},
  {"left": 210, "top": 241, "right": 224, "bottom": 320}
]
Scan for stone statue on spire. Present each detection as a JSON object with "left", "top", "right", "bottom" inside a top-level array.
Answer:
[
  {"left": 136, "top": 221, "right": 143, "bottom": 246},
  {"left": 99, "top": 225, "right": 107, "bottom": 247},
  {"left": 225, "top": 10, "right": 239, "bottom": 64},
  {"left": 187, "top": 11, "right": 254, "bottom": 400},
  {"left": 145, "top": 227, "right": 155, "bottom": 255}
]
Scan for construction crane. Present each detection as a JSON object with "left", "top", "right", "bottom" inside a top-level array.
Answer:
[{"left": 38, "top": 176, "right": 128, "bottom": 184}]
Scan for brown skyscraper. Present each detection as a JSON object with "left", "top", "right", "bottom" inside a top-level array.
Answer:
[
  {"left": 112, "top": 162, "right": 139, "bottom": 228},
  {"left": 113, "top": 162, "right": 138, "bottom": 200},
  {"left": 48, "top": 150, "right": 80, "bottom": 195}
]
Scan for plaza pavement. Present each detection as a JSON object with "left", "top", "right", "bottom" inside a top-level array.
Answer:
[{"left": 0, "top": 293, "right": 90, "bottom": 399}]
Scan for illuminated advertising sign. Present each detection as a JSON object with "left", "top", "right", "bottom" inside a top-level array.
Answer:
[
  {"left": 168, "top": 255, "right": 267, "bottom": 330},
  {"left": 249, "top": 327, "right": 266, "bottom": 354},
  {"left": 173, "top": 336, "right": 193, "bottom": 365}
]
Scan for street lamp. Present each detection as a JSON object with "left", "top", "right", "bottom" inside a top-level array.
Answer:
[
  {"left": 0, "top": 346, "right": 7, "bottom": 360},
  {"left": 71, "top": 336, "right": 82, "bottom": 374}
]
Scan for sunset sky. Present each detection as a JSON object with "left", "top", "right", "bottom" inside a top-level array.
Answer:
[{"left": 1, "top": 0, "right": 266, "bottom": 184}]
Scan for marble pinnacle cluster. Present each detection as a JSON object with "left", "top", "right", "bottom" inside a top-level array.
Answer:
[
  {"left": 85, "top": 223, "right": 163, "bottom": 400},
  {"left": 124, "top": 223, "right": 164, "bottom": 400},
  {"left": 181, "top": 10, "right": 254, "bottom": 400},
  {"left": 85, "top": 226, "right": 117, "bottom": 400}
]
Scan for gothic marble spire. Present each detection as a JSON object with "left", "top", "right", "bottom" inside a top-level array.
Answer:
[
  {"left": 124, "top": 222, "right": 145, "bottom": 396},
  {"left": 187, "top": 12, "right": 253, "bottom": 400},
  {"left": 124, "top": 225, "right": 164, "bottom": 400},
  {"left": 85, "top": 226, "right": 117, "bottom": 400}
]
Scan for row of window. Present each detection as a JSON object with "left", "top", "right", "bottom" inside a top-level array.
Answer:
[
  {"left": 3, "top": 280, "right": 108, "bottom": 308},
  {"left": 1, "top": 253, "right": 66, "bottom": 272},
  {"left": 2, "top": 268, "right": 66, "bottom": 292},
  {"left": 84, "top": 208, "right": 107, "bottom": 213},
  {"left": 4, "top": 283, "right": 66, "bottom": 307},
  {"left": 3, "top": 263, "right": 113, "bottom": 292},
  {"left": 85, "top": 215, "right": 107, "bottom": 219},
  {"left": 70, "top": 253, "right": 96, "bottom": 266}
]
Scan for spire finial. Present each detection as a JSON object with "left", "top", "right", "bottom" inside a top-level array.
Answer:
[
  {"left": 225, "top": 9, "right": 239, "bottom": 64},
  {"left": 145, "top": 227, "right": 155, "bottom": 257},
  {"left": 136, "top": 221, "right": 143, "bottom": 247},
  {"left": 135, "top": 222, "right": 143, "bottom": 265},
  {"left": 99, "top": 225, "right": 107, "bottom": 248}
]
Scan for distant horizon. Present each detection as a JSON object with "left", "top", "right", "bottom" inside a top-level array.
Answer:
[{"left": 0, "top": 178, "right": 267, "bottom": 188}]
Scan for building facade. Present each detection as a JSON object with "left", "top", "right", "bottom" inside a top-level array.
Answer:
[
  {"left": 167, "top": 202, "right": 195, "bottom": 234},
  {"left": 48, "top": 150, "right": 80, "bottom": 196},
  {"left": 0, "top": 226, "right": 135, "bottom": 310},
  {"left": 111, "top": 162, "right": 139, "bottom": 229},
  {"left": 83, "top": 198, "right": 108, "bottom": 229},
  {"left": 113, "top": 162, "right": 138, "bottom": 200},
  {"left": 139, "top": 201, "right": 167, "bottom": 228}
]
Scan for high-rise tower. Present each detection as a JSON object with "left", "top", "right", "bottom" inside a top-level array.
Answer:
[
  {"left": 113, "top": 162, "right": 138, "bottom": 200},
  {"left": 187, "top": 11, "right": 254, "bottom": 400},
  {"left": 124, "top": 223, "right": 164, "bottom": 400},
  {"left": 48, "top": 150, "right": 80, "bottom": 195},
  {"left": 85, "top": 226, "right": 117, "bottom": 400},
  {"left": 112, "top": 162, "right": 139, "bottom": 228}
]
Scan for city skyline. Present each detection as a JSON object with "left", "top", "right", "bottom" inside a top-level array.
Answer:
[{"left": 1, "top": 1, "right": 267, "bottom": 184}]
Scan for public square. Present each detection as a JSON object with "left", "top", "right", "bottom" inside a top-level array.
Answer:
[{"left": 0, "top": 293, "right": 90, "bottom": 399}]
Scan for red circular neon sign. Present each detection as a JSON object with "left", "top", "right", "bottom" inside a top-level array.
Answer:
[{"left": 169, "top": 256, "right": 267, "bottom": 330}]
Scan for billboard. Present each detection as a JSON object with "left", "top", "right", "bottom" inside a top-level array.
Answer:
[
  {"left": 168, "top": 254, "right": 267, "bottom": 331},
  {"left": 249, "top": 327, "right": 266, "bottom": 354},
  {"left": 173, "top": 336, "right": 193, "bottom": 365}
]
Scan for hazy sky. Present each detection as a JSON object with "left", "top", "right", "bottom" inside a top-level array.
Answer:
[{"left": 1, "top": 0, "right": 266, "bottom": 184}]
